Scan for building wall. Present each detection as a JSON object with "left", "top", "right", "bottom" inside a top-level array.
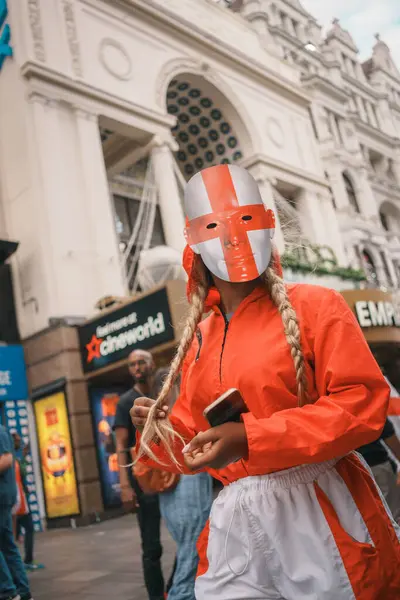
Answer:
[{"left": 0, "top": 0, "right": 399, "bottom": 341}]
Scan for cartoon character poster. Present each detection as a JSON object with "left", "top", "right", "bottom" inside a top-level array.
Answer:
[
  {"left": 90, "top": 388, "right": 123, "bottom": 508},
  {"left": 34, "top": 391, "right": 79, "bottom": 518}
]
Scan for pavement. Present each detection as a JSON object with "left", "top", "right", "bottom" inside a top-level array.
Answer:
[{"left": 28, "top": 515, "right": 176, "bottom": 600}]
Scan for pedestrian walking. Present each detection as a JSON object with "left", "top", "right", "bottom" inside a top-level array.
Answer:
[
  {"left": 153, "top": 368, "right": 212, "bottom": 600},
  {"left": 11, "top": 434, "right": 44, "bottom": 572},
  {"left": 0, "top": 424, "right": 34, "bottom": 600},
  {"left": 114, "top": 349, "right": 173, "bottom": 600},
  {"left": 132, "top": 164, "right": 400, "bottom": 599}
]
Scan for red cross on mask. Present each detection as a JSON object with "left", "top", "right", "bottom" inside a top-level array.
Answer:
[{"left": 184, "top": 165, "right": 275, "bottom": 283}]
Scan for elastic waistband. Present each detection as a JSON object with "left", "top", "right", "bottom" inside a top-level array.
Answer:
[{"left": 228, "top": 457, "right": 342, "bottom": 491}]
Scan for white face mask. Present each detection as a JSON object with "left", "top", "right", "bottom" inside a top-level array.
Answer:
[{"left": 184, "top": 164, "right": 275, "bottom": 283}]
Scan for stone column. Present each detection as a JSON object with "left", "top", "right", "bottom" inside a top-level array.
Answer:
[
  {"left": 356, "top": 167, "right": 379, "bottom": 218},
  {"left": 318, "top": 193, "right": 347, "bottom": 265},
  {"left": 151, "top": 141, "right": 186, "bottom": 252},
  {"left": 325, "top": 166, "right": 349, "bottom": 211},
  {"left": 296, "top": 189, "right": 327, "bottom": 247},
  {"left": 74, "top": 107, "right": 126, "bottom": 297},
  {"left": 355, "top": 96, "right": 368, "bottom": 122},
  {"left": 392, "top": 149, "right": 400, "bottom": 185},
  {"left": 28, "top": 94, "right": 94, "bottom": 320},
  {"left": 365, "top": 101, "right": 377, "bottom": 127},
  {"left": 245, "top": 164, "right": 284, "bottom": 254},
  {"left": 295, "top": 188, "right": 347, "bottom": 265},
  {"left": 377, "top": 98, "right": 395, "bottom": 135},
  {"left": 312, "top": 104, "right": 331, "bottom": 141},
  {"left": 26, "top": 95, "right": 125, "bottom": 327}
]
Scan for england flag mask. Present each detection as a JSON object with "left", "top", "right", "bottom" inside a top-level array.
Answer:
[{"left": 184, "top": 164, "right": 275, "bottom": 283}]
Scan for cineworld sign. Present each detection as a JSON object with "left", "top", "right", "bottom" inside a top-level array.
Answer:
[
  {"left": 355, "top": 301, "right": 400, "bottom": 329},
  {"left": 78, "top": 288, "right": 174, "bottom": 373}
]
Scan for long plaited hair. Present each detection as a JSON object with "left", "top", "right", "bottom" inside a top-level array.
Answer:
[{"left": 138, "top": 251, "right": 308, "bottom": 466}]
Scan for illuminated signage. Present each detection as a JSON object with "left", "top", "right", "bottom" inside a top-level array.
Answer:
[
  {"left": 78, "top": 288, "right": 174, "bottom": 373},
  {"left": 0, "top": 345, "right": 28, "bottom": 401},
  {"left": 34, "top": 391, "right": 80, "bottom": 519},
  {"left": 0, "top": 0, "right": 13, "bottom": 71},
  {"left": 355, "top": 301, "right": 400, "bottom": 329}
]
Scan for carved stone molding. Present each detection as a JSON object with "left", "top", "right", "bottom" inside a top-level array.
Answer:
[
  {"left": 99, "top": 38, "right": 132, "bottom": 81},
  {"left": 62, "top": 0, "right": 82, "bottom": 77},
  {"left": 73, "top": 106, "right": 98, "bottom": 122},
  {"left": 27, "top": 0, "right": 45, "bottom": 62},
  {"left": 27, "top": 92, "right": 61, "bottom": 112}
]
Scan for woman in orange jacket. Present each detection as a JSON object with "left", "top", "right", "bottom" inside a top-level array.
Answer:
[{"left": 132, "top": 164, "right": 400, "bottom": 599}]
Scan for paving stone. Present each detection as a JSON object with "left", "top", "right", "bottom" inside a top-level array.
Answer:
[{"left": 29, "top": 515, "right": 176, "bottom": 600}]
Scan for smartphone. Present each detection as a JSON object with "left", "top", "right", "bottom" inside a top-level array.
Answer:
[{"left": 203, "top": 388, "right": 248, "bottom": 428}]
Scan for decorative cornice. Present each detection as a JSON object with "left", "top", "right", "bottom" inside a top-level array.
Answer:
[
  {"left": 27, "top": 0, "right": 45, "bottom": 62},
  {"left": 73, "top": 106, "right": 98, "bottom": 122},
  {"left": 301, "top": 73, "right": 348, "bottom": 105},
  {"left": 21, "top": 61, "right": 175, "bottom": 130},
  {"left": 240, "top": 153, "right": 330, "bottom": 191},
  {"left": 352, "top": 116, "right": 400, "bottom": 149},
  {"left": 116, "top": 0, "right": 312, "bottom": 107},
  {"left": 62, "top": 0, "right": 83, "bottom": 78},
  {"left": 27, "top": 91, "right": 57, "bottom": 106},
  {"left": 342, "top": 72, "right": 383, "bottom": 101}
]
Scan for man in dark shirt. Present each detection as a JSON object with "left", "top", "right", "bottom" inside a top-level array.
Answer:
[
  {"left": 358, "top": 418, "right": 400, "bottom": 521},
  {"left": 114, "top": 349, "right": 165, "bottom": 600},
  {"left": 0, "top": 424, "right": 33, "bottom": 600}
]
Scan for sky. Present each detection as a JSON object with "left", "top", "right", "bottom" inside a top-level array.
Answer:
[{"left": 301, "top": 0, "right": 400, "bottom": 67}]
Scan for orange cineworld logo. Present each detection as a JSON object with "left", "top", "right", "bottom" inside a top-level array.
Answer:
[{"left": 86, "top": 335, "right": 103, "bottom": 363}]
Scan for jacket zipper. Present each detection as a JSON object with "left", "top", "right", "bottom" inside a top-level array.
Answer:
[
  {"left": 219, "top": 315, "right": 229, "bottom": 383},
  {"left": 195, "top": 329, "right": 202, "bottom": 362}
]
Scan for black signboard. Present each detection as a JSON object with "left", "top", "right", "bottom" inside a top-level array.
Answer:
[{"left": 78, "top": 288, "right": 174, "bottom": 374}]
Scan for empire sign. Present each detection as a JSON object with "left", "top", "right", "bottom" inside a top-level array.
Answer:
[
  {"left": 355, "top": 300, "right": 400, "bottom": 329},
  {"left": 78, "top": 288, "right": 175, "bottom": 373}
]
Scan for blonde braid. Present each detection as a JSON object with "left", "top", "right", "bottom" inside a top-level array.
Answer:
[
  {"left": 138, "top": 260, "right": 208, "bottom": 466},
  {"left": 263, "top": 267, "right": 308, "bottom": 406}
]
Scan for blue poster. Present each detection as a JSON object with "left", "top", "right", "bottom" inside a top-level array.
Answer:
[
  {"left": 91, "top": 388, "right": 124, "bottom": 508},
  {"left": 4, "top": 399, "right": 42, "bottom": 532},
  {"left": 0, "top": 345, "right": 29, "bottom": 401}
]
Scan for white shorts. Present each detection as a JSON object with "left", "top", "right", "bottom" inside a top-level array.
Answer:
[{"left": 195, "top": 454, "right": 400, "bottom": 600}]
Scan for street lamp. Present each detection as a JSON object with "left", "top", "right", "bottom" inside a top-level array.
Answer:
[{"left": 304, "top": 41, "right": 317, "bottom": 52}]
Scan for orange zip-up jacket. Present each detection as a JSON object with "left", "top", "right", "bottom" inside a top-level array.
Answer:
[{"left": 137, "top": 283, "right": 389, "bottom": 483}]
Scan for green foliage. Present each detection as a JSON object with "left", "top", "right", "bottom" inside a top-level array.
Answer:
[{"left": 282, "top": 253, "right": 366, "bottom": 282}]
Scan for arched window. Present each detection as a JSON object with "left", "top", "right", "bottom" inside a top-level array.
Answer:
[
  {"left": 343, "top": 173, "right": 360, "bottom": 213},
  {"left": 379, "top": 210, "right": 390, "bottom": 231}
]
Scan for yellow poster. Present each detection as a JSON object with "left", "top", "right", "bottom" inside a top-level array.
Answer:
[{"left": 34, "top": 391, "right": 80, "bottom": 518}]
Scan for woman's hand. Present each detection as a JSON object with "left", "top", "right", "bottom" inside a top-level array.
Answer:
[
  {"left": 130, "top": 397, "right": 169, "bottom": 433},
  {"left": 183, "top": 423, "right": 248, "bottom": 471}
]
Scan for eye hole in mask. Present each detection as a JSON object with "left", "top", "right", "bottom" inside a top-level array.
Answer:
[
  {"left": 206, "top": 223, "right": 218, "bottom": 230},
  {"left": 242, "top": 215, "right": 252, "bottom": 221}
]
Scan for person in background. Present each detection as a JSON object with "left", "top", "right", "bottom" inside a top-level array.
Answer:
[
  {"left": 153, "top": 368, "right": 212, "bottom": 600},
  {"left": 11, "top": 434, "right": 44, "bottom": 572},
  {"left": 357, "top": 418, "right": 400, "bottom": 522},
  {"left": 0, "top": 424, "right": 33, "bottom": 600},
  {"left": 114, "top": 349, "right": 169, "bottom": 600}
]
